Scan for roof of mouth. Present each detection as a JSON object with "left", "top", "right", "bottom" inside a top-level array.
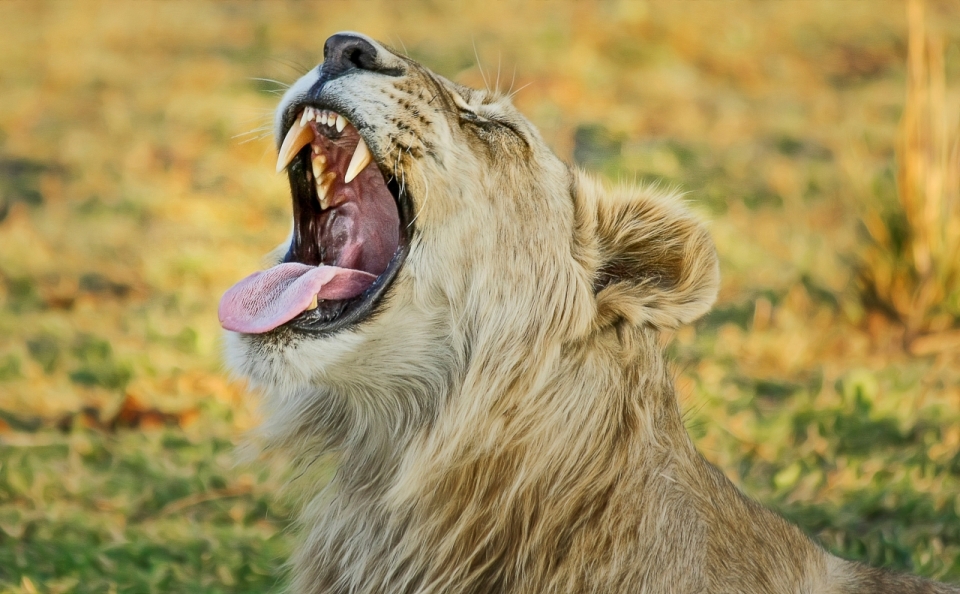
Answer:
[{"left": 218, "top": 107, "right": 400, "bottom": 335}]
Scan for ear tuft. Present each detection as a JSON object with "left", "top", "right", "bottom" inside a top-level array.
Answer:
[{"left": 574, "top": 172, "right": 719, "bottom": 330}]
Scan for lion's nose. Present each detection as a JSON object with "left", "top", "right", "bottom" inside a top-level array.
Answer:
[{"left": 322, "top": 33, "right": 391, "bottom": 78}]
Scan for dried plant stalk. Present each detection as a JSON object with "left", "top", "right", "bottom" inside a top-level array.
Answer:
[{"left": 859, "top": 0, "right": 960, "bottom": 338}]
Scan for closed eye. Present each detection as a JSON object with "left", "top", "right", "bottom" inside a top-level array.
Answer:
[
  {"left": 451, "top": 91, "right": 527, "bottom": 146},
  {"left": 451, "top": 92, "right": 495, "bottom": 125},
  {"left": 460, "top": 107, "right": 526, "bottom": 140},
  {"left": 459, "top": 110, "right": 525, "bottom": 144},
  {"left": 459, "top": 110, "right": 491, "bottom": 125}
]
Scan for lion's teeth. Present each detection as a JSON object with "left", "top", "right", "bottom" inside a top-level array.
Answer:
[
  {"left": 320, "top": 111, "right": 329, "bottom": 126},
  {"left": 335, "top": 114, "right": 346, "bottom": 133},
  {"left": 315, "top": 179, "right": 327, "bottom": 208},
  {"left": 344, "top": 137, "right": 372, "bottom": 184},
  {"left": 305, "top": 295, "right": 318, "bottom": 311},
  {"left": 276, "top": 114, "right": 314, "bottom": 173},
  {"left": 311, "top": 153, "right": 327, "bottom": 181},
  {"left": 316, "top": 171, "right": 336, "bottom": 209}
]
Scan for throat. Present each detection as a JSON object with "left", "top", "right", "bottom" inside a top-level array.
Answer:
[
  {"left": 287, "top": 125, "right": 400, "bottom": 279},
  {"left": 315, "top": 165, "right": 399, "bottom": 276}
]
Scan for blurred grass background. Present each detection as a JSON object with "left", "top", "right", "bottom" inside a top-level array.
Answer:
[{"left": 0, "top": 1, "right": 959, "bottom": 592}]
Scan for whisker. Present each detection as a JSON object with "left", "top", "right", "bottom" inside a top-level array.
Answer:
[
  {"left": 392, "top": 35, "right": 409, "bottom": 58},
  {"left": 233, "top": 115, "right": 275, "bottom": 127},
  {"left": 270, "top": 57, "right": 312, "bottom": 76},
  {"left": 237, "top": 132, "right": 274, "bottom": 145},
  {"left": 249, "top": 77, "right": 291, "bottom": 89},
  {"left": 236, "top": 108, "right": 279, "bottom": 115},
  {"left": 232, "top": 125, "right": 274, "bottom": 139},
  {"left": 472, "top": 39, "right": 489, "bottom": 93},
  {"left": 407, "top": 146, "right": 430, "bottom": 229},
  {"left": 506, "top": 82, "right": 532, "bottom": 101}
]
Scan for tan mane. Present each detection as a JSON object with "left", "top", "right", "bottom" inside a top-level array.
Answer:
[{"left": 225, "top": 33, "right": 959, "bottom": 594}]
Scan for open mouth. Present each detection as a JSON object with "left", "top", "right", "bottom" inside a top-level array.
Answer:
[{"left": 219, "top": 106, "right": 411, "bottom": 335}]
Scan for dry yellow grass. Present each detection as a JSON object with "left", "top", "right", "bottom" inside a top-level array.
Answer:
[
  {"left": 859, "top": 0, "right": 960, "bottom": 340},
  {"left": 0, "top": 1, "right": 959, "bottom": 591},
  {"left": 0, "top": 0, "right": 932, "bottom": 419}
]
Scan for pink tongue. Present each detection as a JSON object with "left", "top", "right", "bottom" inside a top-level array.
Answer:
[{"left": 218, "top": 263, "right": 376, "bottom": 334}]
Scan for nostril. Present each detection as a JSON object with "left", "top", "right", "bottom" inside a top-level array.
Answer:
[
  {"left": 324, "top": 34, "right": 382, "bottom": 75},
  {"left": 345, "top": 47, "right": 369, "bottom": 69}
]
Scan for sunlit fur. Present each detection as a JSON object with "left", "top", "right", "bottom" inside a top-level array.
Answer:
[{"left": 225, "top": 33, "right": 958, "bottom": 594}]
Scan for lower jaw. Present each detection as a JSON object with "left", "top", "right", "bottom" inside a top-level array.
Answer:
[
  {"left": 284, "top": 239, "right": 409, "bottom": 336},
  {"left": 288, "top": 298, "right": 351, "bottom": 331}
]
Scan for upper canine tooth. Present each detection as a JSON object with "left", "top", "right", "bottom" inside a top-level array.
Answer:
[
  {"left": 335, "top": 114, "right": 346, "bottom": 133},
  {"left": 344, "top": 137, "right": 372, "bottom": 184},
  {"left": 276, "top": 116, "right": 315, "bottom": 173}
]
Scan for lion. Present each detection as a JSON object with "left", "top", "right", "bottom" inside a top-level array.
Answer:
[{"left": 220, "top": 32, "right": 958, "bottom": 594}]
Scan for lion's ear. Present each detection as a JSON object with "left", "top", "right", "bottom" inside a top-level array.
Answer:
[{"left": 573, "top": 173, "right": 719, "bottom": 330}]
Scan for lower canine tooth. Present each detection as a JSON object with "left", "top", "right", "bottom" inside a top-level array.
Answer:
[
  {"left": 316, "top": 171, "right": 336, "bottom": 209},
  {"left": 344, "top": 137, "right": 372, "bottom": 183},
  {"left": 311, "top": 154, "right": 327, "bottom": 180}
]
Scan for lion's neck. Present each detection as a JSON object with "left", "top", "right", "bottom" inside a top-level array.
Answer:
[{"left": 291, "top": 325, "right": 712, "bottom": 594}]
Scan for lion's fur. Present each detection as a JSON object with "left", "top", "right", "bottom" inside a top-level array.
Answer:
[{"left": 225, "top": 33, "right": 958, "bottom": 594}]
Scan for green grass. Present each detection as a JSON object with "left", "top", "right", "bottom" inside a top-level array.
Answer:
[
  {"left": 677, "top": 323, "right": 960, "bottom": 580},
  {"left": 0, "top": 421, "right": 292, "bottom": 593}
]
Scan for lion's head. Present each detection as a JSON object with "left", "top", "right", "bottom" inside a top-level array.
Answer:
[
  {"left": 215, "top": 34, "right": 960, "bottom": 594},
  {"left": 222, "top": 32, "right": 718, "bottom": 457}
]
